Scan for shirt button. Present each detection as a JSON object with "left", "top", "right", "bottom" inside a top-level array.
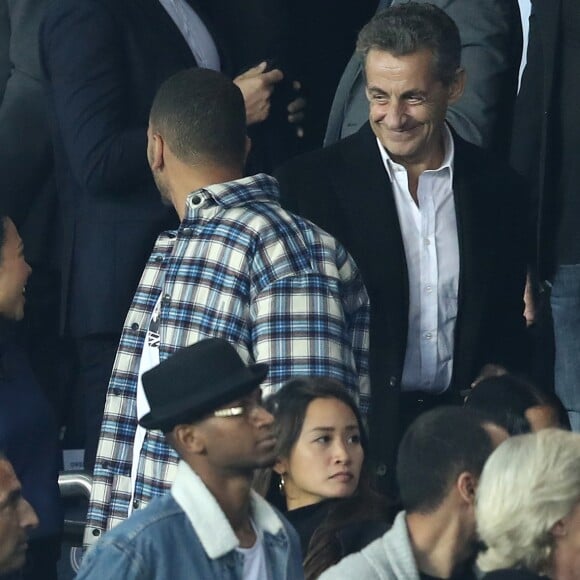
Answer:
[
  {"left": 130, "top": 322, "right": 139, "bottom": 331},
  {"left": 388, "top": 376, "right": 398, "bottom": 388},
  {"left": 425, "top": 284, "right": 433, "bottom": 293},
  {"left": 153, "top": 254, "right": 163, "bottom": 263},
  {"left": 424, "top": 238, "right": 431, "bottom": 246},
  {"left": 424, "top": 332, "right": 433, "bottom": 340},
  {"left": 133, "top": 500, "right": 140, "bottom": 510},
  {"left": 191, "top": 194, "right": 202, "bottom": 206},
  {"left": 92, "top": 529, "right": 100, "bottom": 537},
  {"left": 182, "top": 227, "right": 193, "bottom": 236}
]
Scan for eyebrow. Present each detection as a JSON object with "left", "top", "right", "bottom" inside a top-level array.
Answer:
[
  {"left": 309, "top": 425, "right": 360, "bottom": 433},
  {"left": 0, "top": 488, "right": 20, "bottom": 509}
]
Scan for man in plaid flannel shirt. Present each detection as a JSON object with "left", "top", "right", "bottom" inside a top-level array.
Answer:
[{"left": 84, "top": 68, "right": 370, "bottom": 546}]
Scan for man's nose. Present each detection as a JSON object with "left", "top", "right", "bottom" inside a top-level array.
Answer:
[{"left": 19, "top": 498, "right": 39, "bottom": 531}]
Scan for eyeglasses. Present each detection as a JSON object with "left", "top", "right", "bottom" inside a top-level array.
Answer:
[
  {"left": 213, "top": 406, "right": 247, "bottom": 418},
  {"left": 212, "top": 392, "right": 266, "bottom": 419}
]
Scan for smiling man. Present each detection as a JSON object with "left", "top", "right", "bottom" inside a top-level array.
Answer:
[
  {"left": 77, "top": 338, "right": 303, "bottom": 580},
  {"left": 275, "top": 2, "right": 529, "bottom": 494}
]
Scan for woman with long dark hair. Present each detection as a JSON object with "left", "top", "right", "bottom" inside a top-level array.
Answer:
[{"left": 255, "top": 377, "right": 393, "bottom": 579}]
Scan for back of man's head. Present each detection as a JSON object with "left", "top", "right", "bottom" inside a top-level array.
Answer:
[
  {"left": 397, "top": 407, "right": 494, "bottom": 514},
  {"left": 149, "top": 68, "right": 247, "bottom": 170}
]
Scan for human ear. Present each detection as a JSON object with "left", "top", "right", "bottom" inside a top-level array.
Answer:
[
  {"left": 457, "top": 472, "right": 477, "bottom": 505},
  {"left": 273, "top": 457, "right": 288, "bottom": 476},
  {"left": 173, "top": 423, "right": 206, "bottom": 455},
  {"left": 447, "top": 68, "right": 466, "bottom": 104}
]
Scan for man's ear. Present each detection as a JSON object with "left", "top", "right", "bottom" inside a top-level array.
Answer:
[
  {"left": 148, "top": 128, "right": 166, "bottom": 172},
  {"left": 551, "top": 518, "right": 569, "bottom": 539},
  {"left": 447, "top": 67, "right": 466, "bottom": 105},
  {"left": 457, "top": 471, "right": 477, "bottom": 506},
  {"left": 172, "top": 423, "right": 206, "bottom": 455},
  {"left": 243, "top": 136, "right": 252, "bottom": 165}
]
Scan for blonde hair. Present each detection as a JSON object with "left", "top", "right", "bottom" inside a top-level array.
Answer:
[{"left": 476, "top": 429, "right": 580, "bottom": 574}]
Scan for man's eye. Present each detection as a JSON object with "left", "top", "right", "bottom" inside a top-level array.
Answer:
[{"left": 348, "top": 434, "right": 361, "bottom": 444}]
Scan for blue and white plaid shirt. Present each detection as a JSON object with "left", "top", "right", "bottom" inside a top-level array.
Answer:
[{"left": 85, "top": 174, "right": 370, "bottom": 544}]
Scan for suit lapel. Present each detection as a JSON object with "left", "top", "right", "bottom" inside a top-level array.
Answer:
[
  {"left": 331, "top": 124, "right": 409, "bottom": 368},
  {"left": 452, "top": 136, "right": 494, "bottom": 386}
]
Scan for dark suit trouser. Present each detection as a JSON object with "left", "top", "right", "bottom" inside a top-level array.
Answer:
[{"left": 65, "top": 334, "right": 119, "bottom": 473}]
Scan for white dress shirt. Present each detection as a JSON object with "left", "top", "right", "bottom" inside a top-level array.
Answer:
[
  {"left": 377, "top": 125, "right": 460, "bottom": 393},
  {"left": 158, "top": 0, "right": 220, "bottom": 71}
]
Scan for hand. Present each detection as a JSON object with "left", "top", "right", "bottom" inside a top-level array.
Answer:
[
  {"left": 523, "top": 272, "right": 536, "bottom": 327},
  {"left": 234, "top": 62, "right": 284, "bottom": 126},
  {"left": 287, "top": 81, "right": 306, "bottom": 138}
]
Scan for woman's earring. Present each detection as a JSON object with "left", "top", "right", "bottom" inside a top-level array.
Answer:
[{"left": 278, "top": 475, "right": 285, "bottom": 496}]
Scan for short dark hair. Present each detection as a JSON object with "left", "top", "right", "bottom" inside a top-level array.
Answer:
[
  {"left": 149, "top": 68, "right": 247, "bottom": 169},
  {"left": 397, "top": 407, "right": 493, "bottom": 514},
  {"left": 356, "top": 2, "right": 461, "bottom": 85},
  {"left": 465, "top": 375, "right": 538, "bottom": 435}
]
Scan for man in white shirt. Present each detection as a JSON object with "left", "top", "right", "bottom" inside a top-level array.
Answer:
[
  {"left": 275, "top": 1, "right": 529, "bottom": 494},
  {"left": 76, "top": 338, "right": 304, "bottom": 580}
]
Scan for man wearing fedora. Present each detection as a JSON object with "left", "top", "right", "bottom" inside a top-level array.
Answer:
[
  {"left": 76, "top": 338, "right": 304, "bottom": 579},
  {"left": 85, "top": 67, "right": 369, "bottom": 545}
]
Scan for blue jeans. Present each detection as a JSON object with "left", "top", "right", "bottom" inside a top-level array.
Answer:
[{"left": 551, "top": 264, "right": 580, "bottom": 431}]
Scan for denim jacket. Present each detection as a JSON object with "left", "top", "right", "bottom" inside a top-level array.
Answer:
[{"left": 77, "top": 461, "right": 303, "bottom": 579}]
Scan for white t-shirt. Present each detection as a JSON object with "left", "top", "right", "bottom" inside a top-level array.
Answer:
[
  {"left": 235, "top": 522, "right": 271, "bottom": 580},
  {"left": 129, "top": 293, "right": 162, "bottom": 514}
]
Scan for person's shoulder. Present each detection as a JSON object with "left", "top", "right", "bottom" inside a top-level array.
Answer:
[
  {"left": 275, "top": 125, "right": 371, "bottom": 180},
  {"left": 92, "top": 493, "right": 184, "bottom": 549},
  {"left": 483, "top": 569, "right": 547, "bottom": 580},
  {"left": 453, "top": 134, "right": 527, "bottom": 192},
  {"left": 319, "top": 536, "right": 390, "bottom": 579}
]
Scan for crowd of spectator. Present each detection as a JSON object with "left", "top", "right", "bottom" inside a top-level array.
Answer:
[{"left": 0, "top": 0, "right": 579, "bottom": 578}]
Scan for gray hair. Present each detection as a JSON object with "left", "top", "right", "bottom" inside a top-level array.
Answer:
[
  {"left": 476, "top": 429, "right": 580, "bottom": 574},
  {"left": 356, "top": 2, "right": 461, "bottom": 86}
]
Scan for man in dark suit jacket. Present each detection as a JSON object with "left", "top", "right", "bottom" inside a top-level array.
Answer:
[
  {"left": 276, "top": 3, "right": 528, "bottom": 492},
  {"left": 40, "top": 0, "right": 284, "bottom": 470},
  {"left": 325, "top": 0, "right": 522, "bottom": 159},
  {"left": 511, "top": 0, "right": 580, "bottom": 432}
]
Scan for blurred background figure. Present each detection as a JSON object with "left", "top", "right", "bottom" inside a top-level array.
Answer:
[
  {"left": 0, "top": 454, "right": 39, "bottom": 577},
  {"left": 477, "top": 429, "right": 580, "bottom": 580},
  {"left": 465, "top": 374, "right": 571, "bottom": 434},
  {"left": 0, "top": 0, "right": 64, "bottom": 440},
  {"left": 0, "top": 217, "right": 62, "bottom": 580},
  {"left": 255, "top": 378, "right": 392, "bottom": 580},
  {"left": 511, "top": 0, "right": 580, "bottom": 433}
]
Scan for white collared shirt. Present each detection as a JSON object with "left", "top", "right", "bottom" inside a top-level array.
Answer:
[
  {"left": 158, "top": 0, "right": 220, "bottom": 71},
  {"left": 377, "top": 125, "right": 459, "bottom": 393}
]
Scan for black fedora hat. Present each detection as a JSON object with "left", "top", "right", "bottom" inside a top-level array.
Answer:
[{"left": 139, "top": 338, "right": 269, "bottom": 432}]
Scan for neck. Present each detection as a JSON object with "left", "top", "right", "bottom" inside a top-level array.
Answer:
[
  {"left": 197, "top": 467, "right": 256, "bottom": 547},
  {"left": 390, "top": 132, "right": 446, "bottom": 203},
  {"left": 171, "top": 165, "right": 244, "bottom": 220},
  {"left": 551, "top": 545, "right": 579, "bottom": 580},
  {"left": 406, "top": 509, "right": 473, "bottom": 578}
]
